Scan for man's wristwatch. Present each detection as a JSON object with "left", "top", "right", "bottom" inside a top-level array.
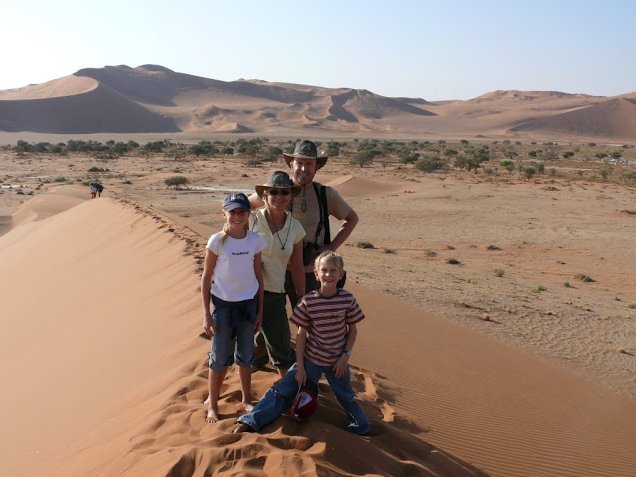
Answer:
[{"left": 343, "top": 350, "right": 352, "bottom": 357}]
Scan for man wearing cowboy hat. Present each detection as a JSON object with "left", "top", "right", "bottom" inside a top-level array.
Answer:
[{"left": 250, "top": 139, "right": 358, "bottom": 304}]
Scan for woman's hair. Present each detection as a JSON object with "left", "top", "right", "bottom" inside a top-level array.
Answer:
[{"left": 314, "top": 251, "right": 345, "bottom": 272}]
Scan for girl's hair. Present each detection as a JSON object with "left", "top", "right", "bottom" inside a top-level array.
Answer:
[
  {"left": 220, "top": 211, "right": 249, "bottom": 244},
  {"left": 314, "top": 251, "right": 345, "bottom": 272}
]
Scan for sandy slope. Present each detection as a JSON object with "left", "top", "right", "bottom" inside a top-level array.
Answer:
[{"left": 1, "top": 187, "right": 635, "bottom": 477}]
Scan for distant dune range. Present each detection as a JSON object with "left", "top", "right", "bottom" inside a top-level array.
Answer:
[{"left": 1, "top": 64, "right": 635, "bottom": 141}]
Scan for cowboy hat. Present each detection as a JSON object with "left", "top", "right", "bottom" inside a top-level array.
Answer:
[
  {"left": 283, "top": 140, "right": 328, "bottom": 170},
  {"left": 255, "top": 170, "right": 301, "bottom": 199}
]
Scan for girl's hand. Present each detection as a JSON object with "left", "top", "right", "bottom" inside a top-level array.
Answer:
[
  {"left": 203, "top": 316, "right": 215, "bottom": 336},
  {"left": 295, "top": 366, "right": 306, "bottom": 387},
  {"left": 254, "top": 310, "right": 263, "bottom": 331},
  {"left": 333, "top": 355, "right": 349, "bottom": 379}
]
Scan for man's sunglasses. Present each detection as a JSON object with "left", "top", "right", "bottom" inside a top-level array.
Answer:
[{"left": 267, "top": 189, "right": 291, "bottom": 196}]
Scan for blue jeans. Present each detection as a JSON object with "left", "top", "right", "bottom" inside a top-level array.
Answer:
[
  {"left": 238, "top": 358, "right": 370, "bottom": 435},
  {"left": 208, "top": 295, "right": 256, "bottom": 371}
]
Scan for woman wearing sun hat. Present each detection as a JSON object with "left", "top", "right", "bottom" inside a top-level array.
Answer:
[{"left": 249, "top": 171, "right": 306, "bottom": 376}]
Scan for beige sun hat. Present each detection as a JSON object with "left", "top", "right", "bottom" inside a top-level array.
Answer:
[
  {"left": 255, "top": 170, "right": 302, "bottom": 199},
  {"left": 283, "top": 139, "right": 328, "bottom": 169}
]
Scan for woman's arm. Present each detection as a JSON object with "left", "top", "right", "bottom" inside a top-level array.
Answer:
[
  {"left": 289, "top": 240, "right": 306, "bottom": 303},
  {"left": 253, "top": 251, "right": 264, "bottom": 330}
]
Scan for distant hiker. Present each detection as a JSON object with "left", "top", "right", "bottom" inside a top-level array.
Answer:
[
  {"left": 201, "top": 192, "right": 266, "bottom": 423},
  {"left": 249, "top": 139, "right": 358, "bottom": 305},
  {"left": 249, "top": 171, "right": 306, "bottom": 377},
  {"left": 234, "top": 251, "right": 370, "bottom": 435},
  {"left": 89, "top": 182, "right": 104, "bottom": 199}
]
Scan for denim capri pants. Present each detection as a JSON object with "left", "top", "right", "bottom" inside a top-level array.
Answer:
[{"left": 208, "top": 295, "right": 256, "bottom": 371}]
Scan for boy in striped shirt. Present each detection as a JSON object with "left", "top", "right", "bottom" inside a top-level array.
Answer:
[{"left": 235, "top": 251, "right": 370, "bottom": 435}]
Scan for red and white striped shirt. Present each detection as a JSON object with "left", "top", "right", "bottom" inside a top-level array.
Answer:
[{"left": 291, "top": 289, "right": 365, "bottom": 366}]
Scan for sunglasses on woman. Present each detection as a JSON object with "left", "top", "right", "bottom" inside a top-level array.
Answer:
[{"left": 267, "top": 189, "right": 291, "bottom": 196}]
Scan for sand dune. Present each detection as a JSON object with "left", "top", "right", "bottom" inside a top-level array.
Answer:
[
  {"left": 0, "top": 75, "right": 98, "bottom": 100},
  {"left": 511, "top": 97, "right": 636, "bottom": 140},
  {"left": 4, "top": 64, "right": 634, "bottom": 140},
  {"left": 0, "top": 81, "right": 178, "bottom": 133},
  {"left": 1, "top": 187, "right": 635, "bottom": 476},
  {"left": 326, "top": 174, "right": 403, "bottom": 197}
]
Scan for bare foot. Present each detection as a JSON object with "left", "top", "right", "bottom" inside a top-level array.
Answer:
[
  {"left": 233, "top": 423, "right": 254, "bottom": 433},
  {"left": 242, "top": 401, "right": 254, "bottom": 412},
  {"left": 206, "top": 406, "right": 220, "bottom": 423}
]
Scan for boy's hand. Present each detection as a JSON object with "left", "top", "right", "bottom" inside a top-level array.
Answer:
[
  {"left": 333, "top": 355, "right": 349, "bottom": 378},
  {"left": 203, "top": 315, "right": 215, "bottom": 336},
  {"left": 295, "top": 366, "right": 306, "bottom": 387}
]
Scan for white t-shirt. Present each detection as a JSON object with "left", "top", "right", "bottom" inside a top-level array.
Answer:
[
  {"left": 206, "top": 230, "right": 267, "bottom": 302},
  {"left": 249, "top": 209, "right": 306, "bottom": 293}
]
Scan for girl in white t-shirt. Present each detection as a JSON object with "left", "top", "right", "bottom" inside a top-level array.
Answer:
[{"left": 201, "top": 192, "right": 266, "bottom": 423}]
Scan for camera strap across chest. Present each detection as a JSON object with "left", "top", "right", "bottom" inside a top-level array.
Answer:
[{"left": 313, "top": 183, "right": 331, "bottom": 245}]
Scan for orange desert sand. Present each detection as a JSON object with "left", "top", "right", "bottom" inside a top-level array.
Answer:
[{"left": 1, "top": 149, "right": 635, "bottom": 477}]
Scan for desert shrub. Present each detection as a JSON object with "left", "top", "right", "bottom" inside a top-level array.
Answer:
[
  {"left": 326, "top": 141, "right": 342, "bottom": 156},
  {"left": 600, "top": 167, "right": 611, "bottom": 181},
  {"left": 415, "top": 155, "right": 448, "bottom": 172},
  {"left": 222, "top": 146, "right": 234, "bottom": 155},
  {"left": 350, "top": 149, "right": 375, "bottom": 167},
  {"left": 523, "top": 166, "right": 537, "bottom": 180},
  {"left": 263, "top": 146, "right": 283, "bottom": 161},
  {"left": 111, "top": 142, "right": 129, "bottom": 155},
  {"left": 164, "top": 176, "right": 189, "bottom": 189},
  {"left": 495, "top": 269, "right": 505, "bottom": 277},
  {"left": 382, "top": 247, "right": 396, "bottom": 254},
  {"left": 623, "top": 171, "right": 636, "bottom": 183},
  {"left": 562, "top": 151, "right": 575, "bottom": 159},
  {"left": 531, "top": 285, "right": 547, "bottom": 293},
  {"left": 88, "top": 167, "right": 107, "bottom": 172},
  {"left": 144, "top": 141, "right": 165, "bottom": 153},
  {"left": 356, "top": 241, "right": 375, "bottom": 249},
  {"left": 399, "top": 153, "right": 419, "bottom": 164},
  {"left": 189, "top": 142, "right": 217, "bottom": 156}
]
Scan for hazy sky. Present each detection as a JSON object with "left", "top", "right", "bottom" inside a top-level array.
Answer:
[{"left": 2, "top": 0, "right": 634, "bottom": 100}]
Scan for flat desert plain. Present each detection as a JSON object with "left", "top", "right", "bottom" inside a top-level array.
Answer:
[{"left": 1, "top": 147, "right": 635, "bottom": 477}]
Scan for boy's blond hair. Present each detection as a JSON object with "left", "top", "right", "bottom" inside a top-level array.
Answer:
[{"left": 314, "top": 250, "right": 345, "bottom": 273}]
